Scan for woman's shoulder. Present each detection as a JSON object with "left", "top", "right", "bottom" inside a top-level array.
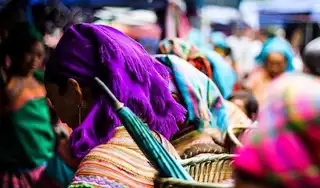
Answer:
[
  {"left": 70, "top": 128, "right": 178, "bottom": 188},
  {"left": 6, "top": 77, "right": 47, "bottom": 111},
  {"left": 244, "top": 67, "right": 268, "bottom": 87}
]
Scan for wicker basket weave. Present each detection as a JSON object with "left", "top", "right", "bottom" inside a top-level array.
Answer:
[
  {"left": 154, "top": 178, "right": 233, "bottom": 188},
  {"left": 227, "top": 124, "right": 257, "bottom": 148},
  {"left": 155, "top": 154, "right": 236, "bottom": 188}
]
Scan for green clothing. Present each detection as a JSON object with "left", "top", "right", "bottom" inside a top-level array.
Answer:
[
  {"left": 0, "top": 97, "right": 55, "bottom": 169},
  {"left": 33, "top": 68, "right": 45, "bottom": 83}
]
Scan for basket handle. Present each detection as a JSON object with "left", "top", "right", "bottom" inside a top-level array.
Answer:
[{"left": 227, "top": 124, "right": 256, "bottom": 148}]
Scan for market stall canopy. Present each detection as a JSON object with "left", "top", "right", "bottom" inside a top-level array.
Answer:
[
  {"left": 252, "top": 0, "right": 320, "bottom": 14},
  {"left": 203, "top": 0, "right": 242, "bottom": 8},
  {"left": 241, "top": 0, "right": 320, "bottom": 24},
  {"left": 95, "top": 7, "right": 158, "bottom": 25},
  {"left": 187, "top": 0, "right": 242, "bottom": 9},
  {"left": 202, "top": 5, "right": 240, "bottom": 25}
]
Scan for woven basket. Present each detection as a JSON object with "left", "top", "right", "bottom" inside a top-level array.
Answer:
[
  {"left": 155, "top": 154, "right": 236, "bottom": 188},
  {"left": 181, "top": 154, "right": 235, "bottom": 183},
  {"left": 227, "top": 123, "right": 257, "bottom": 148},
  {"left": 154, "top": 178, "right": 233, "bottom": 188}
]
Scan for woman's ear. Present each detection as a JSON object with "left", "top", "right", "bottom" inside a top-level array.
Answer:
[{"left": 67, "top": 78, "right": 83, "bottom": 105}]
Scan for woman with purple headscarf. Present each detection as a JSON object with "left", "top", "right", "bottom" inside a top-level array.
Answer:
[{"left": 45, "top": 23, "right": 185, "bottom": 187}]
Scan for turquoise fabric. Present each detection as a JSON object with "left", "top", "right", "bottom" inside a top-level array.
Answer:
[
  {"left": 211, "top": 32, "right": 229, "bottom": 49},
  {"left": 45, "top": 154, "right": 75, "bottom": 187},
  {"left": 256, "top": 37, "right": 295, "bottom": 72},
  {"left": 187, "top": 28, "right": 211, "bottom": 49},
  {"left": 187, "top": 28, "right": 237, "bottom": 99},
  {"left": 202, "top": 48, "right": 237, "bottom": 99},
  {"left": 155, "top": 55, "right": 228, "bottom": 133}
]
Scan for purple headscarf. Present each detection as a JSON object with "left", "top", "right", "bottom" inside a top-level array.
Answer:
[{"left": 45, "top": 23, "right": 186, "bottom": 158}]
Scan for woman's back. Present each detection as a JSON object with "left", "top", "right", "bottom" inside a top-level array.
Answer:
[{"left": 70, "top": 127, "right": 180, "bottom": 187}]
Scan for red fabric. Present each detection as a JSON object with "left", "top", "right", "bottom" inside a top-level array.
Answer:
[{"left": 0, "top": 166, "right": 46, "bottom": 188}]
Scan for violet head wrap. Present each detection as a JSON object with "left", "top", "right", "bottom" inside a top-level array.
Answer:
[{"left": 45, "top": 23, "right": 186, "bottom": 158}]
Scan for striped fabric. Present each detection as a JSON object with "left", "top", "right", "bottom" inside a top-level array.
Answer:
[
  {"left": 235, "top": 73, "right": 320, "bottom": 188},
  {"left": 155, "top": 55, "right": 228, "bottom": 134},
  {"left": 69, "top": 127, "right": 180, "bottom": 188},
  {"left": 155, "top": 55, "right": 227, "bottom": 158}
]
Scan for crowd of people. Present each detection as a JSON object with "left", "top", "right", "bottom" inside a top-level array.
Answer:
[{"left": 0, "top": 4, "right": 320, "bottom": 188}]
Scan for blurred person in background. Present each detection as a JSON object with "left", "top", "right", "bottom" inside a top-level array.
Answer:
[
  {"left": 234, "top": 73, "right": 320, "bottom": 188},
  {"left": 0, "top": 22, "right": 55, "bottom": 188},
  {"left": 29, "top": 4, "right": 84, "bottom": 85},
  {"left": 211, "top": 31, "right": 235, "bottom": 68},
  {"left": 227, "top": 21, "right": 260, "bottom": 80},
  {"left": 244, "top": 36, "right": 295, "bottom": 105},
  {"left": 228, "top": 90, "right": 258, "bottom": 121},
  {"left": 158, "top": 38, "right": 237, "bottom": 99},
  {"left": 303, "top": 37, "right": 320, "bottom": 76},
  {"left": 288, "top": 27, "right": 304, "bottom": 72},
  {"left": 32, "top": 4, "right": 83, "bottom": 65}
]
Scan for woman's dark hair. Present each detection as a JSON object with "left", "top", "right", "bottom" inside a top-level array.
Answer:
[
  {"left": 32, "top": 4, "right": 84, "bottom": 35},
  {"left": 228, "top": 90, "right": 258, "bottom": 119},
  {"left": 0, "top": 22, "right": 42, "bottom": 78}
]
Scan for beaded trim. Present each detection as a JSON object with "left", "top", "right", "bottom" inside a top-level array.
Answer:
[{"left": 71, "top": 175, "right": 128, "bottom": 188}]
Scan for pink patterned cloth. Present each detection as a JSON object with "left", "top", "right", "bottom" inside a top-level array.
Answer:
[
  {"left": 0, "top": 166, "right": 46, "bottom": 188},
  {"left": 234, "top": 73, "right": 320, "bottom": 187}
]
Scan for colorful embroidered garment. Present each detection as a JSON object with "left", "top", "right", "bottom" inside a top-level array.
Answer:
[
  {"left": 0, "top": 166, "right": 46, "bottom": 188},
  {"left": 158, "top": 38, "right": 236, "bottom": 99},
  {"left": 234, "top": 73, "right": 320, "bottom": 188},
  {"left": 155, "top": 55, "right": 227, "bottom": 134},
  {"left": 69, "top": 126, "right": 180, "bottom": 188},
  {"left": 0, "top": 77, "right": 56, "bottom": 187},
  {"left": 158, "top": 38, "right": 213, "bottom": 80},
  {"left": 154, "top": 55, "right": 227, "bottom": 157}
]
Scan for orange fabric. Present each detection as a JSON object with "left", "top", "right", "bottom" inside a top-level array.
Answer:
[
  {"left": 6, "top": 78, "right": 46, "bottom": 111},
  {"left": 244, "top": 68, "right": 271, "bottom": 105}
]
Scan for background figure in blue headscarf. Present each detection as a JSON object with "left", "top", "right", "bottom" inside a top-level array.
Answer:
[
  {"left": 210, "top": 31, "right": 237, "bottom": 72},
  {"left": 244, "top": 36, "right": 295, "bottom": 105},
  {"left": 187, "top": 29, "right": 237, "bottom": 99},
  {"left": 211, "top": 32, "right": 230, "bottom": 56},
  {"left": 256, "top": 37, "right": 295, "bottom": 73}
]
